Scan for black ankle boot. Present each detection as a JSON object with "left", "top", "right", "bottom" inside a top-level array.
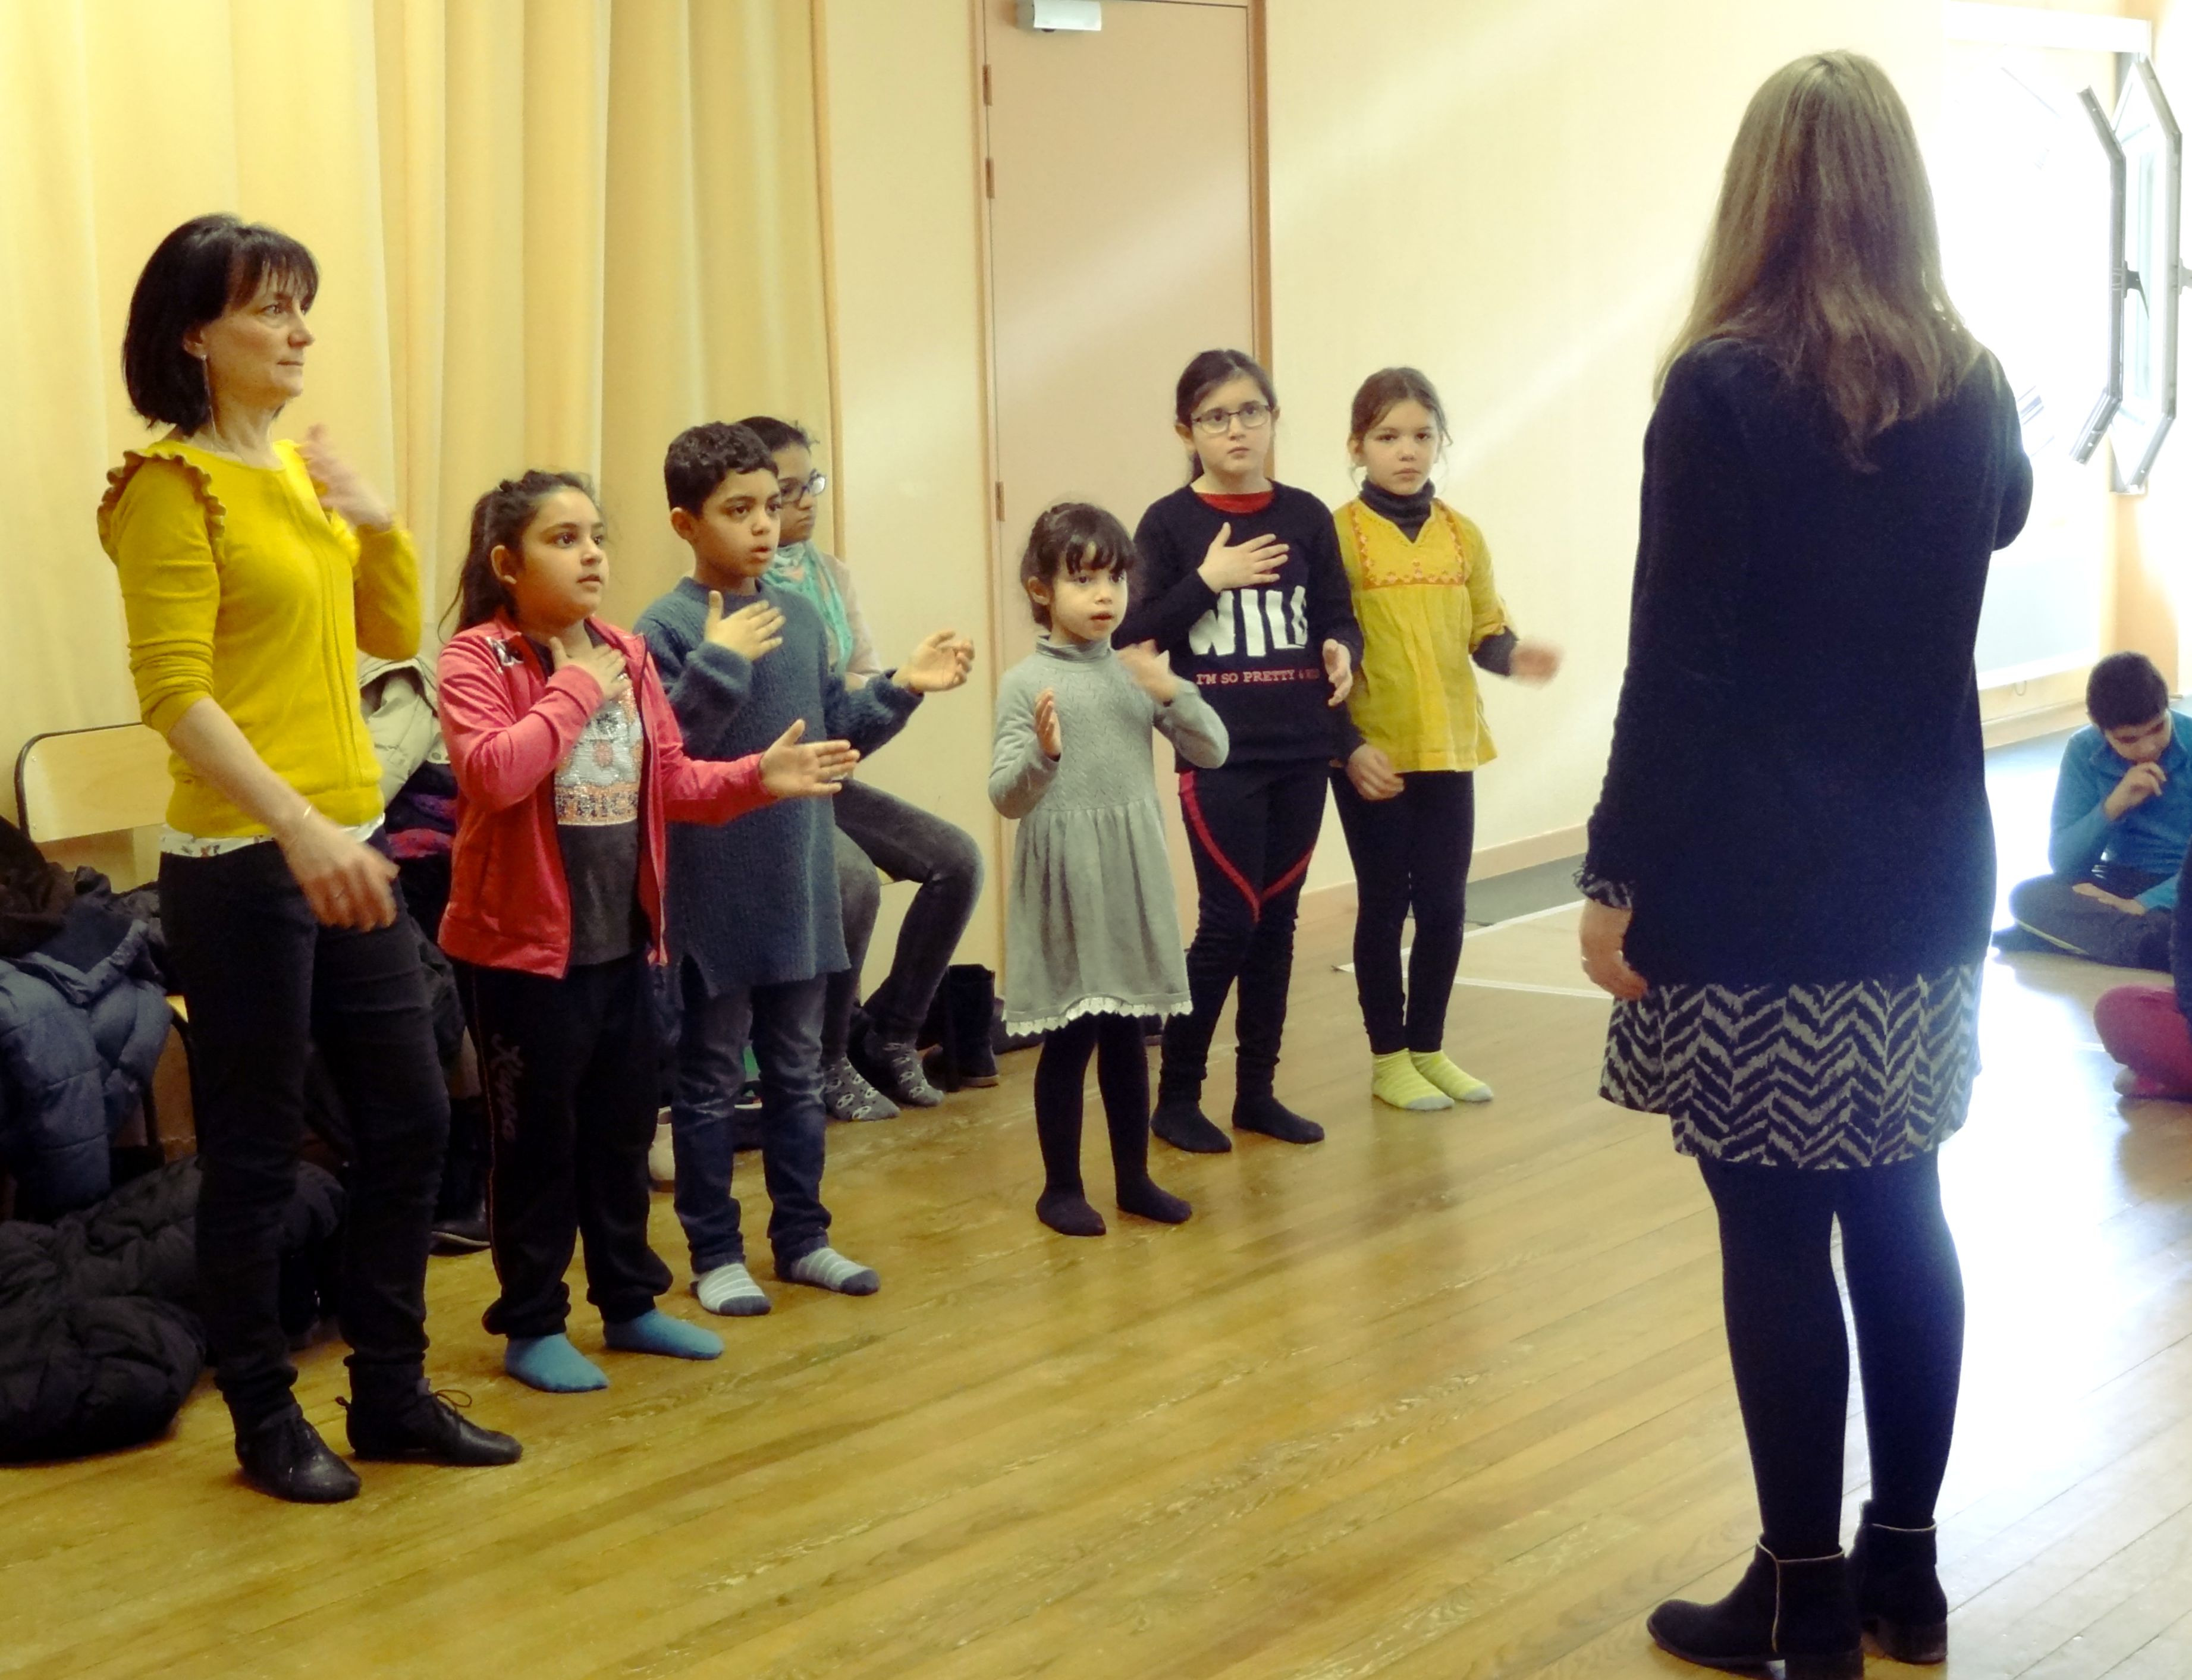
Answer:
[
  {"left": 234, "top": 1409, "right": 362, "bottom": 1504},
  {"left": 1647, "top": 1544, "right": 1861, "bottom": 1679},
  {"left": 1851, "top": 1503, "right": 1948, "bottom": 1663},
  {"left": 344, "top": 1376, "right": 522, "bottom": 1467}
]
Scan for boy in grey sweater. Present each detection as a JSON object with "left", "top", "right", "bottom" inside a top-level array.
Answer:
[{"left": 637, "top": 423, "right": 972, "bottom": 1315}]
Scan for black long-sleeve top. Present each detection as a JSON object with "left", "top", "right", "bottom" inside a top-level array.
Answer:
[
  {"left": 1117, "top": 483, "right": 1364, "bottom": 769},
  {"left": 1581, "top": 337, "right": 2033, "bottom": 984}
]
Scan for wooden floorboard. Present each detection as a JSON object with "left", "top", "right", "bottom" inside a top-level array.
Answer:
[{"left": 4, "top": 888, "right": 2190, "bottom": 1677}]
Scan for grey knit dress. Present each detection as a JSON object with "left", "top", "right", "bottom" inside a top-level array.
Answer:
[{"left": 991, "top": 638, "right": 1228, "bottom": 1032}]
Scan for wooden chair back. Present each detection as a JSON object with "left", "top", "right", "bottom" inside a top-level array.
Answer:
[{"left": 14, "top": 724, "right": 172, "bottom": 888}]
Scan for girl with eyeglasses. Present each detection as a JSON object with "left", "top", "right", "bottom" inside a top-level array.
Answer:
[
  {"left": 1114, "top": 348, "right": 1362, "bottom": 1154},
  {"left": 745, "top": 416, "right": 988, "bottom": 1127}
]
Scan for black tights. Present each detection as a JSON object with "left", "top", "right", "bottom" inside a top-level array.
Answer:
[
  {"left": 1330, "top": 769, "right": 1474, "bottom": 1054},
  {"left": 1698, "top": 1153, "right": 1965, "bottom": 1556},
  {"left": 1035, "top": 1013, "right": 1155, "bottom": 1199}
]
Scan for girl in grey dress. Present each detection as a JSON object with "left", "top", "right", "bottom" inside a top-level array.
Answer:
[{"left": 991, "top": 504, "right": 1229, "bottom": 1236}]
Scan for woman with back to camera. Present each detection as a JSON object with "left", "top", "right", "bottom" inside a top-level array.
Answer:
[
  {"left": 102, "top": 214, "right": 520, "bottom": 1502},
  {"left": 1577, "top": 55, "right": 2031, "bottom": 1676}
]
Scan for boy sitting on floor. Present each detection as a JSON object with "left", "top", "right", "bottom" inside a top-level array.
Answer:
[{"left": 2005, "top": 651, "right": 2190, "bottom": 972}]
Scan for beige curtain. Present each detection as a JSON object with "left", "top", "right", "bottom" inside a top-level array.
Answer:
[{"left": 1, "top": 0, "right": 833, "bottom": 811}]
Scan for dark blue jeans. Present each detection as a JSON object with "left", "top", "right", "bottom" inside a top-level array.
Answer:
[
  {"left": 670, "top": 963, "right": 830, "bottom": 1271},
  {"left": 827, "top": 777, "right": 985, "bottom": 1053},
  {"left": 161, "top": 844, "right": 448, "bottom": 1427}
]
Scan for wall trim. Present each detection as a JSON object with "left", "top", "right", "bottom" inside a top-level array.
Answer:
[
  {"left": 1981, "top": 698, "right": 2086, "bottom": 749},
  {"left": 1468, "top": 822, "right": 1586, "bottom": 882},
  {"left": 810, "top": 0, "right": 847, "bottom": 555}
]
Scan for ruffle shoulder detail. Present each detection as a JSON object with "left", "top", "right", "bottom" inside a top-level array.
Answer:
[{"left": 97, "top": 441, "right": 231, "bottom": 563}]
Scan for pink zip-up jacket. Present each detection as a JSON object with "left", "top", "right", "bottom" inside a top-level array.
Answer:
[{"left": 437, "top": 611, "right": 773, "bottom": 977}]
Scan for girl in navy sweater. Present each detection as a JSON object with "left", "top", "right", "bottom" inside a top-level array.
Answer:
[{"left": 1117, "top": 349, "right": 1362, "bottom": 1151}]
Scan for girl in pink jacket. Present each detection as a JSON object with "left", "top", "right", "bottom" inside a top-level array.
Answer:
[{"left": 436, "top": 470, "right": 855, "bottom": 1394}]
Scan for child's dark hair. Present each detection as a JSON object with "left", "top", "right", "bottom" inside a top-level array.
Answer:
[
  {"left": 123, "top": 213, "right": 320, "bottom": 432},
  {"left": 1019, "top": 502, "right": 1138, "bottom": 627},
  {"left": 451, "top": 470, "right": 598, "bottom": 630},
  {"left": 663, "top": 422, "right": 776, "bottom": 514},
  {"left": 736, "top": 416, "right": 815, "bottom": 456},
  {"left": 2087, "top": 651, "right": 2171, "bottom": 731},
  {"left": 1349, "top": 366, "right": 1452, "bottom": 447},
  {"left": 1173, "top": 349, "right": 1277, "bottom": 481}
]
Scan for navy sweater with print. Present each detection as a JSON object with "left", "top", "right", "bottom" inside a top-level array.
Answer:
[
  {"left": 1117, "top": 483, "right": 1363, "bottom": 769},
  {"left": 636, "top": 578, "right": 920, "bottom": 995}
]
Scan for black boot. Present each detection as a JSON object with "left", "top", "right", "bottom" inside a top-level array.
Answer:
[
  {"left": 946, "top": 966, "right": 1000, "bottom": 1088},
  {"left": 234, "top": 1408, "right": 362, "bottom": 1504},
  {"left": 344, "top": 1374, "right": 522, "bottom": 1467},
  {"left": 1646, "top": 1544, "right": 1861, "bottom": 1679},
  {"left": 1851, "top": 1503, "right": 1948, "bottom": 1663}
]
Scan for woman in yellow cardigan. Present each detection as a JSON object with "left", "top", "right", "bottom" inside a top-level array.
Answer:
[
  {"left": 104, "top": 215, "right": 519, "bottom": 1501},
  {"left": 1332, "top": 368, "right": 1560, "bottom": 1113}
]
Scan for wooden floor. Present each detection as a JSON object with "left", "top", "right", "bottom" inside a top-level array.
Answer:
[{"left": 7, "top": 806, "right": 2192, "bottom": 1675}]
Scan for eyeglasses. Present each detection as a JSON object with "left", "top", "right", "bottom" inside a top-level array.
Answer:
[
  {"left": 779, "top": 471, "right": 828, "bottom": 503},
  {"left": 1191, "top": 401, "right": 1273, "bottom": 435}
]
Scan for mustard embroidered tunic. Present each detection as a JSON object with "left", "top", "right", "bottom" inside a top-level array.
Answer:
[{"left": 1334, "top": 497, "right": 1510, "bottom": 772}]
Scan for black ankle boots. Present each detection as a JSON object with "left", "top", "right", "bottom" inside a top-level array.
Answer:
[
  {"left": 1850, "top": 1502, "right": 1949, "bottom": 1663},
  {"left": 1647, "top": 1544, "right": 1863, "bottom": 1679}
]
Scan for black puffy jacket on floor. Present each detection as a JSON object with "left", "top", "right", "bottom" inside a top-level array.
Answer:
[{"left": 0, "top": 1157, "right": 343, "bottom": 1462}]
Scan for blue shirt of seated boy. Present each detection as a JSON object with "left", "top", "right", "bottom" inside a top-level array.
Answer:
[{"left": 2049, "top": 709, "right": 2192, "bottom": 912}]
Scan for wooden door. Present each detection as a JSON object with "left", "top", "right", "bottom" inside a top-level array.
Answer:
[{"left": 978, "top": 0, "right": 1261, "bottom": 931}]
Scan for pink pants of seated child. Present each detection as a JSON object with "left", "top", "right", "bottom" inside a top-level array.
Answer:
[{"left": 2094, "top": 985, "right": 2192, "bottom": 1098}]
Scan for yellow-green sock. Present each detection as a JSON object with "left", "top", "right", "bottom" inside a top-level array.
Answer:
[
  {"left": 1373, "top": 1051, "right": 1453, "bottom": 1111},
  {"left": 1412, "top": 1051, "right": 1493, "bottom": 1104}
]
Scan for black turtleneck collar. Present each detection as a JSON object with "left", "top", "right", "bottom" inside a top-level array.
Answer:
[{"left": 1359, "top": 478, "right": 1435, "bottom": 541}]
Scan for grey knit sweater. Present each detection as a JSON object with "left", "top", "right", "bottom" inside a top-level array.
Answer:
[{"left": 636, "top": 577, "right": 921, "bottom": 994}]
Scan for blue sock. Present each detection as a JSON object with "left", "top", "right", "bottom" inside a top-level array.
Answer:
[
  {"left": 602, "top": 1308, "right": 723, "bottom": 1361},
  {"left": 505, "top": 1333, "right": 609, "bottom": 1393}
]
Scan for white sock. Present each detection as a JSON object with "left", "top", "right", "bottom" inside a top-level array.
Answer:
[
  {"left": 692, "top": 1261, "right": 772, "bottom": 1316},
  {"left": 780, "top": 1246, "right": 880, "bottom": 1296}
]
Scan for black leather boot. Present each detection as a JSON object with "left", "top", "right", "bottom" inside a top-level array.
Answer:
[
  {"left": 1851, "top": 1503, "right": 1949, "bottom": 1663},
  {"left": 234, "top": 1409, "right": 362, "bottom": 1504},
  {"left": 1647, "top": 1544, "right": 1861, "bottom": 1679},
  {"left": 344, "top": 1376, "right": 522, "bottom": 1467},
  {"left": 947, "top": 966, "right": 1000, "bottom": 1088}
]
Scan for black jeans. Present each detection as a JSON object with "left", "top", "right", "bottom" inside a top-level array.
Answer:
[
  {"left": 671, "top": 966, "right": 831, "bottom": 1271},
  {"left": 1698, "top": 1153, "right": 1966, "bottom": 1556},
  {"left": 1162, "top": 762, "right": 1327, "bottom": 1103},
  {"left": 826, "top": 777, "right": 985, "bottom": 1053},
  {"left": 456, "top": 952, "right": 671, "bottom": 1339},
  {"left": 161, "top": 844, "right": 448, "bottom": 1427},
  {"left": 1331, "top": 769, "right": 1474, "bottom": 1054},
  {"left": 1035, "top": 1012, "right": 1154, "bottom": 1198}
]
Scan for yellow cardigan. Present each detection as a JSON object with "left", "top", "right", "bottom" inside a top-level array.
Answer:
[
  {"left": 1335, "top": 497, "right": 1509, "bottom": 773},
  {"left": 99, "top": 438, "right": 422, "bottom": 837}
]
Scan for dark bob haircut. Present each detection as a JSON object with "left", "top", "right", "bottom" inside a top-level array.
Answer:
[
  {"left": 1018, "top": 501, "right": 1138, "bottom": 628},
  {"left": 2087, "top": 651, "right": 2171, "bottom": 731},
  {"left": 664, "top": 422, "right": 777, "bottom": 514},
  {"left": 736, "top": 415, "right": 815, "bottom": 456},
  {"left": 122, "top": 213, "right": 320, "bottom": 432}
]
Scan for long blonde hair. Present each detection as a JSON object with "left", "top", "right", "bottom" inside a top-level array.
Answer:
[{"left": 1664, "top": 52, "right": 1979, "bottom": 464}]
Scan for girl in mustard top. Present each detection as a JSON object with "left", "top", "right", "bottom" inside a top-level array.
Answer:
[{"left": 1332, "top": 368, "right": 1561, "bottom": 1112}]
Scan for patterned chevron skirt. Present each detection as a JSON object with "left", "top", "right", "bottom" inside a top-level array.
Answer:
[{"left": 1600, "top": 962, "right": 1983, "bottom": 1168}]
